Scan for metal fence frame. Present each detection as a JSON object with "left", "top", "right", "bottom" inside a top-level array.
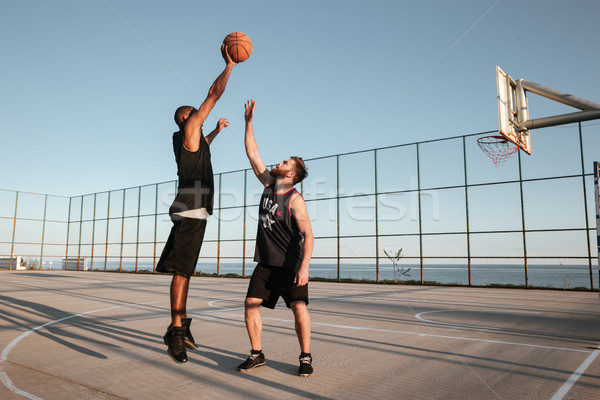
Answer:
[{"left": 1, "top": 124, "right": 598, "bottom": 290}]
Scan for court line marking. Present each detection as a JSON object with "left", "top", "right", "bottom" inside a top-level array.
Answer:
[
  {"left": 206, "top": 291, "right": 600, "bottom": 399},
  {"left": 0, "top": 300, "right": 163, "bottom": 400},
  {"left": 207, "top": 298, "right": 242, "bottom": 311},
  {"left": 415, "top": 309, "right": 540, "bottom": 331},
  {"left": 205, "top": 296, "right": 598, "bottom": 399},
  {"left": 3, "top": 293, "right": 596, "bottom": 400},
  {"left": 209, "top": 311, "right": 592, "bottom": 354},
  {"left": 551, "top": 344, "right": 600, "bottom": 400},
  {"left": 416, "top": 307, "right": 600, "bottom": 398},
  {"left": 203, "top": 295, "right": 593, "bottom": 354},
  {"left": 351, "top": 295, "right": 599, "bottom": 316}
]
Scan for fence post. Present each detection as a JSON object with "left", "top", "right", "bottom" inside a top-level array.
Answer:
[
  {"left": 217, "top": 174, "right": 222, "bottom": 276},
  {"left": 374, "top": 149, "right": 380, "bottom": 282},
  {"left": 336, "top": 155, "right": 341, "bottom": 281},
  {"left": 242, "top": 170, "right": 247, "bottom": 277},
  {"left": 91, "top": 194, "right": 97, "bottom": 270},
  {"left": 104, "top": 192, "right": 110, "bottom": 271},
  {"left": 135, "top": 186, "right": 141, "bottom": 272},
  {"left": 416, "top": 143, "right": 423, "bottom": 284},
  {"left": 517, "top": 150, "right": 528, "bottom": 287},
  {"left": 77, "top": 196, "right": 84, "bottom": 271},
  {"left": 65, "top": 197, "right": 72, "bottom": 271},
  {"left": 593, "top": 161, "right": 600, "bottom": 296},
  {"left": 40, "top": 194, "right": 47, "bottom": 268},
  {"left": 119, "top": 189, "right": 126, "bottom": 272},
  {"left": 463, "top": 137, "right": 472, "bottom": 286},
  {"left": 153, "top": 184, "right": 159, "bottom": 272},
  {"left": 578, "top": 123, "right": 593, "bottom": 290},
  {"left": 10, "top": 192, "right": 18, "bottom": 270}
]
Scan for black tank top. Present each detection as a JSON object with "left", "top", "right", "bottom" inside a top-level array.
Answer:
[
  {"left": 169, "top": 125, "right": 214, "bottom": 216},
  {"left": 254, "top": 185, "right": 304, "bottom": 269}
]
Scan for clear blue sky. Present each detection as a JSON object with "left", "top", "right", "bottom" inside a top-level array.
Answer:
[{"left": 1, "top": 0, "right": 599, "bottom": 196}]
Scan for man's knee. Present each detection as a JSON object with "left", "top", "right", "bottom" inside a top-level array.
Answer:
[
  {"left": 290, "top": 300, "right": 307, "bottom": 313},
  {"left": 172, "top": 274, "right": 190, "bottom": 286},
  {"left": 245, "top": 297, "right": 263, "bottom": 309}
]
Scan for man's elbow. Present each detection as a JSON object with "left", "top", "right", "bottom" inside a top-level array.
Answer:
[
  {"left": 303, "top": 236, "right": 314, "bottom": 254},
  {"left": 207, "top": 81, "right": 227, "bottom": 101},
  {"left": 302, "top": 230, "right": 314, "bottom": 243},
  {"left": 245, "top": 148, "right": 259, "bottom": 160}
]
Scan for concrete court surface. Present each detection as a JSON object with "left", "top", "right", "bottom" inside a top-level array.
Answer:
[{"left": 0, "top": 270, "right": 599, "bottom": 400}]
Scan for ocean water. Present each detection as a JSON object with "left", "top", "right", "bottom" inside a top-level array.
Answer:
[{"left": 45, "top": 260, "right": 600, "bottom": 290}]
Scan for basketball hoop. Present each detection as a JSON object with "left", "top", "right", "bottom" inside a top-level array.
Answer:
[{"left": 477, "top": 135, "right": 519, "bottom": 168}]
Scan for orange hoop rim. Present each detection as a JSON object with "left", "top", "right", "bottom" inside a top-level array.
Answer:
[{"left": 477, "top": 135, "right": 515, "bottom": 145}]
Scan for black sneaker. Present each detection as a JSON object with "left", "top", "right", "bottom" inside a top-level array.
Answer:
[
  {"left": 181, "top": 318, "right": 199, "bottom": 350},
  {"left": 237, "top": 351, "right": 266, "bottom": 372},
  {"left": 163, "top": 326, "right": 188, "bottom": 363},
  {"left": 298, "top": 353, "right": 313, "bottom": 377}
]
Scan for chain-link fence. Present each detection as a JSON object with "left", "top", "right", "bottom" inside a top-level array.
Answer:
[{"left": 1, "top": 123, "right": 598, "bottom": 290}]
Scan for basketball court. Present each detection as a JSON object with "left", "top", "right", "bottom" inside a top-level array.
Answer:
[
  {"left": 2, "top": 5, "right": 600, "bottom": 398},
  {"left": 2, "top": 68, "right": 600, "bottom": 399},
  {"left": 1, "top": 270, "right": 598, "bottom": 400}
]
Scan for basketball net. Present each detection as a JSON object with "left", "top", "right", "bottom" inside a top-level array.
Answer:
[{"left": 477, "top": 135, "right": 519, "bottom": 168}]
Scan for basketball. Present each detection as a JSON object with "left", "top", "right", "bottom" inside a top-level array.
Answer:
[{"left": 223, "top": 32, "right": 252, "bottom": 63}]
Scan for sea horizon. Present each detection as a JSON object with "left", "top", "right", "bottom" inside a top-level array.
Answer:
[{"left": 26, "top": 260, "right": 599, "bottom": 290}]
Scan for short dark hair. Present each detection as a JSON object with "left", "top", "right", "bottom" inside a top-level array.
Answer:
[
  {"left": 174, "top": 106, "right": 194, "bottom": 127},
  {"left": 291, "top": 156, "right": 308, "bottom": 185}
]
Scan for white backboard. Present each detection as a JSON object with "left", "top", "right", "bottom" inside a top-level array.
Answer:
[{"left": 496, "top": 66, "right": 531, "bottom": 154}]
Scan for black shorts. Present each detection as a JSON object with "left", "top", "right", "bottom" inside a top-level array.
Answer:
[
  {"left": 246, "top": 263, "right": 309, "bottom": 309},
  {"left": 156, "top": 216, "right": 207, "bottom": 279}
]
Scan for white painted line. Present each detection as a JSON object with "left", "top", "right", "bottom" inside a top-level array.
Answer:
[
  {"left": 204, "top": 295, "right": 593, "bottom": 355},
  {"left": 0, "top": 301, "right": 163, "bottom": 400},
  {"left": 4, "top": 292, "right": 591, "bottom": 400},
  {"left": 353, "top": 296, "right": 598, "bottom": 316},
  {"left": 211, "top": 293, "right": 599, "bottom": 398},
  {"left": 204, "top": 311, "right": 593, "bottom": 355},
  {"left": 207, "top": 298, "right": 242, "bottom": 310},
  {"left": 551, "top": 345, "right": 600, "bottom": 400},
  {"left": 415, "top": 309, "right": 540, "bottom": 331}
]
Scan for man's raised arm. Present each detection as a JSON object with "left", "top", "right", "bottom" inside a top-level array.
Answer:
[
  {"left": 184, "top": 45, "right": 236, "bottom": 152},
  {"left": 244, "top": 99, "right": 274, "bottom": 186}
]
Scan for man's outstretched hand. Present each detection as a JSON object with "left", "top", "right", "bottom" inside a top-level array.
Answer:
[
  {"left": 244, "top": 99, "right": 256, "bottom": 122},
  {"left": 216, "top": 117, "right": 229, "bottom": 133},
  {"left": 221, "top": 44, "right": 237, "bottom": 67}
]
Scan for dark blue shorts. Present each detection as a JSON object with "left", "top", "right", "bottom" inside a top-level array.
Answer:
[{"left": 246, "top": 263, "right": 309, "bottom": 309}]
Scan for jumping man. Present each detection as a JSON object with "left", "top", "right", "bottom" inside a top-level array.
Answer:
[{"left": 156, "top": 45, "right": 236, "bottom": 363}]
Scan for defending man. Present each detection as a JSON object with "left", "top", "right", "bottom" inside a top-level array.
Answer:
[{"left": 237, "top": 99, "right": 315, "bottom": 377}]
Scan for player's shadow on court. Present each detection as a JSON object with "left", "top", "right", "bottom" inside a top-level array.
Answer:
[
  {"left": 0, "top": 294, "right": 157, "bottom": 359},
  {"left": 194, "top": 344, "right": 298, "bottom": 375},
  {"left": 188, "top": 344, "right": 332, "bottom": 399},
  {"left": 194, "top": 344, "right": 311, "bottom": 381}
]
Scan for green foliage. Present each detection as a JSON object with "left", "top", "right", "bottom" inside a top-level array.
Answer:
[
  {"left": 383, "top": 248, "right": 410, "bottom": 283},
  {"left": 22, "top": 258, "right": 41, "bottom": 270}
]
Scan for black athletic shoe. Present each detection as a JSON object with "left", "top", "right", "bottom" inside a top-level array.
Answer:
[
  {"left": 298, "top": 353, "right": 313, "bottom": 377},
  {"left": 181, "top": 318, "right": 199, "bottom": 350},
  {"left": 163, "top": 326, "right": 188, "bottom": 363},
  {"left": 237, "top": 351, "right": 266, "bottom": 372}
]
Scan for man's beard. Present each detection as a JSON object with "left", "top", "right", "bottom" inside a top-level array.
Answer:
[{"left": 269, "top": 167, "right": 286, "bottom": 178}]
